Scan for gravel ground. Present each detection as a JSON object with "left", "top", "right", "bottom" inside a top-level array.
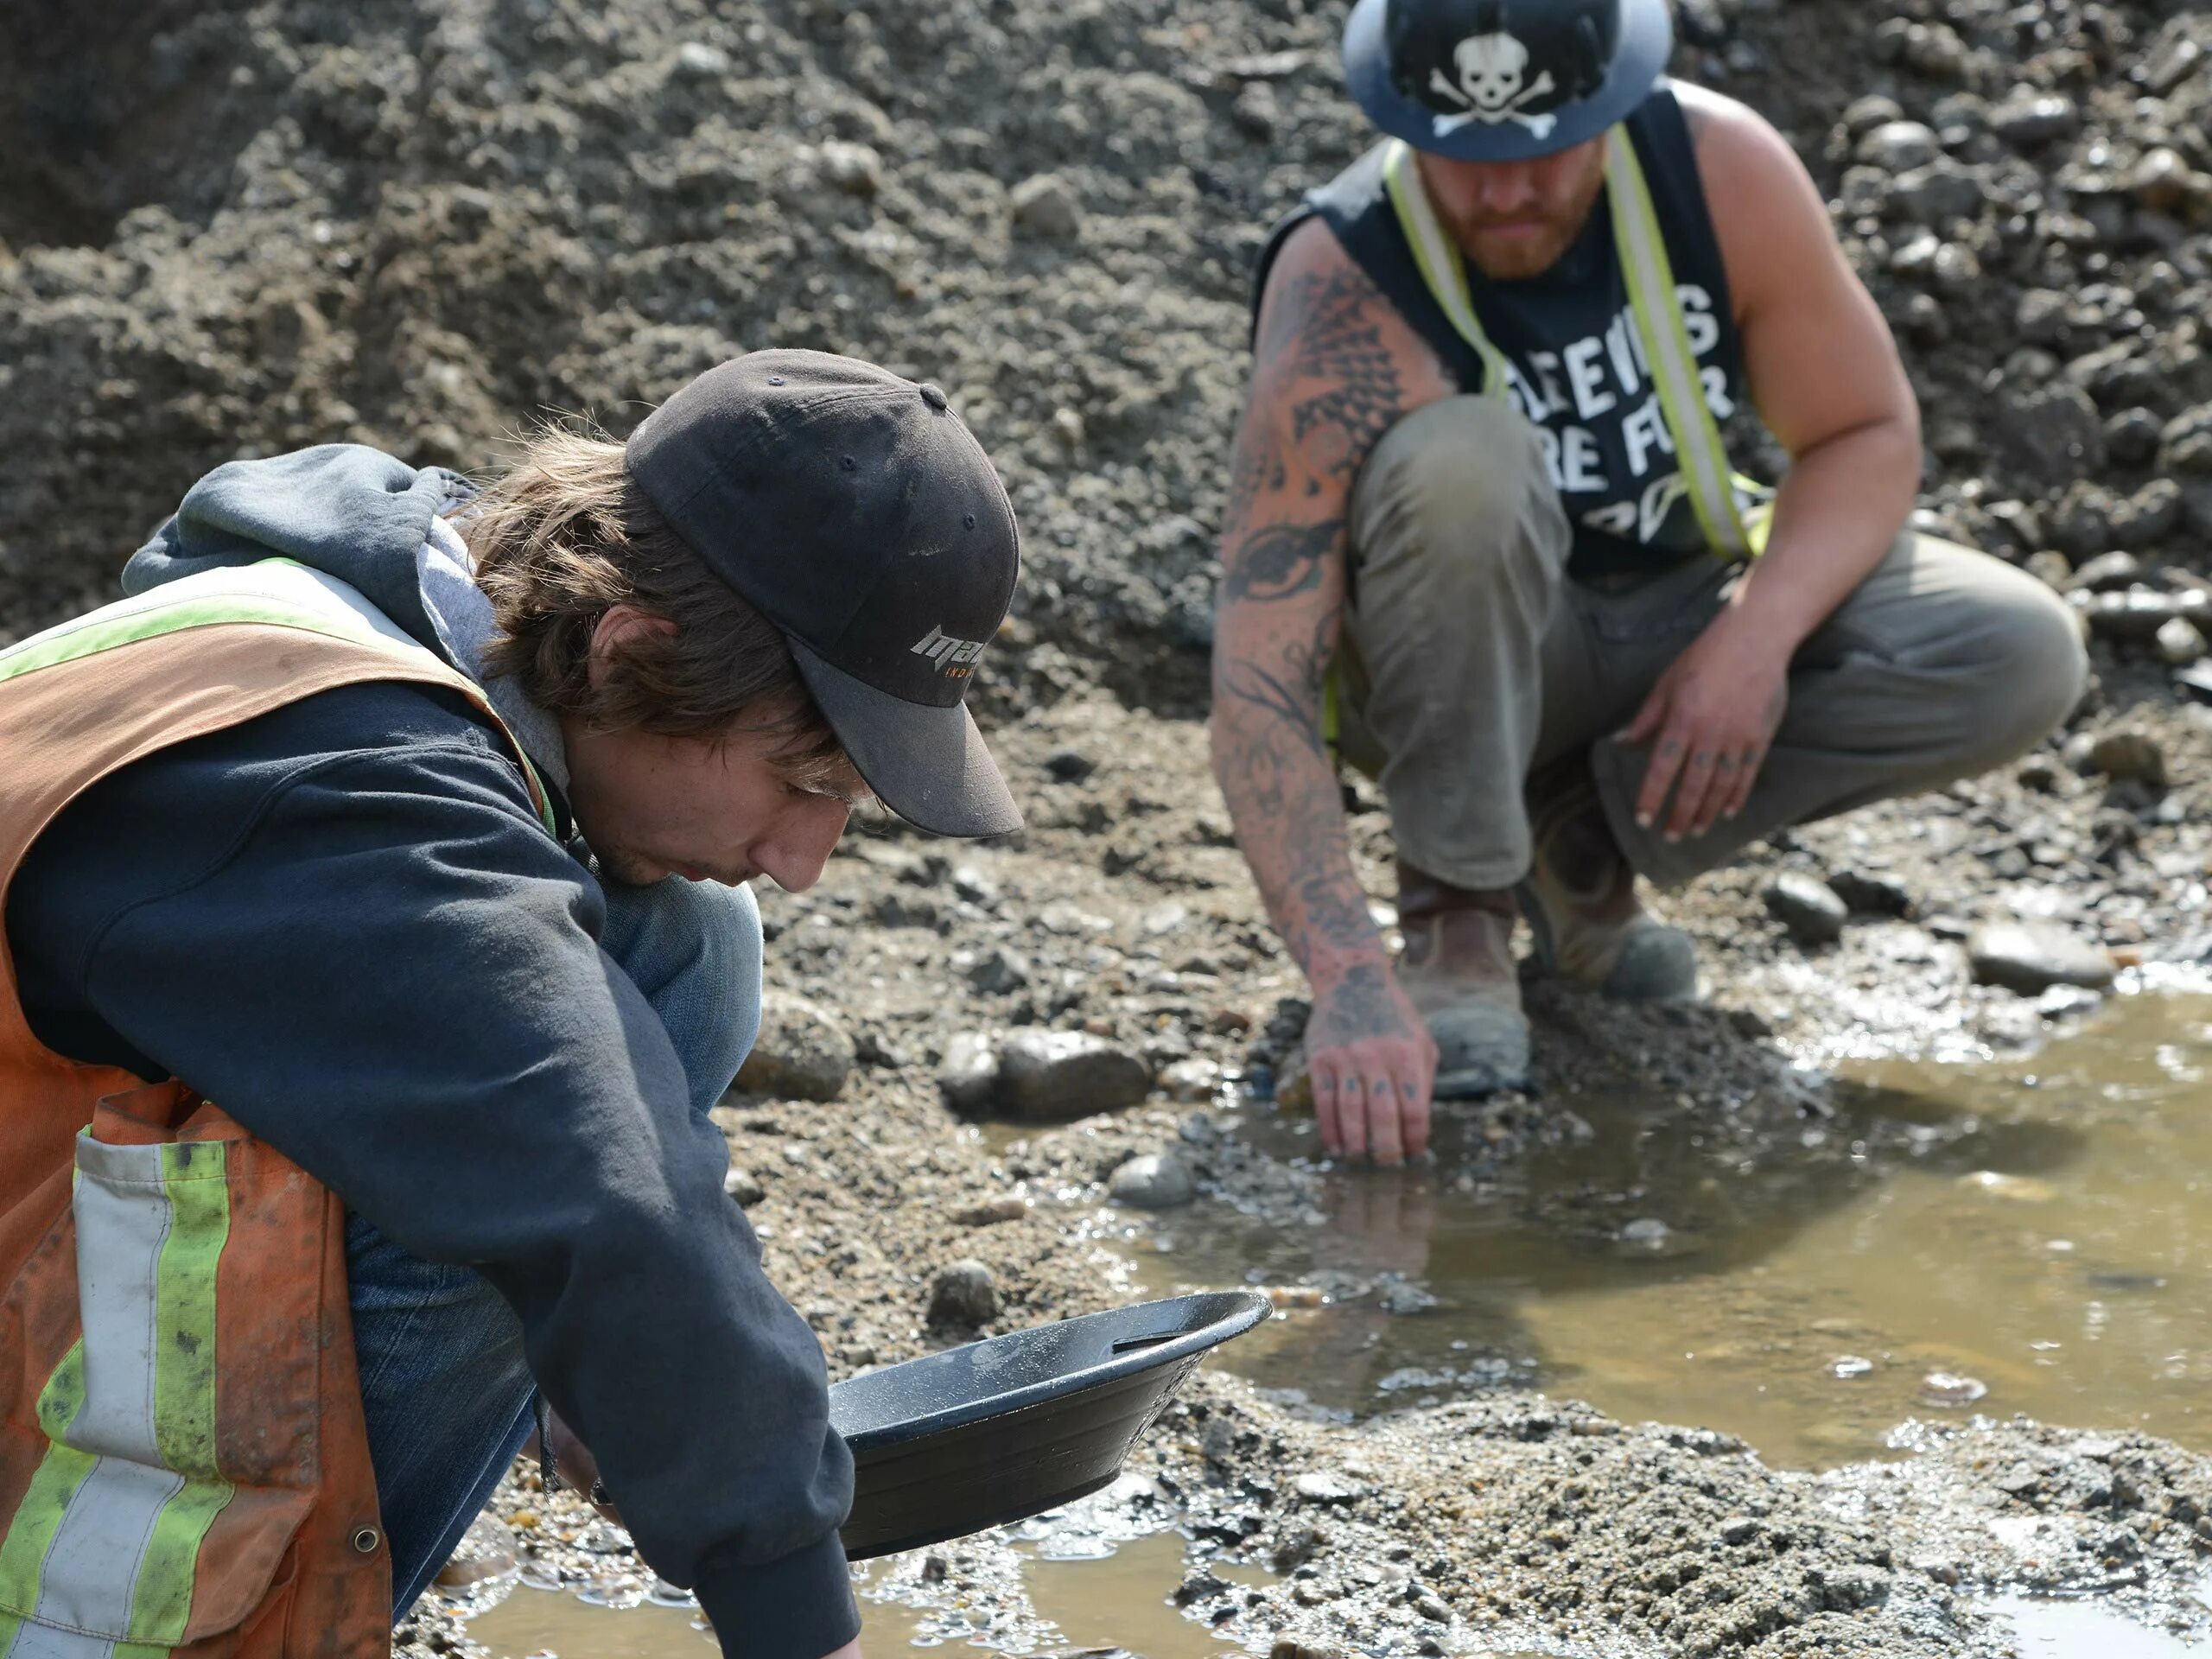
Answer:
[{"left": 10, "top": 0, "right": 2212, "bottom": 1653}]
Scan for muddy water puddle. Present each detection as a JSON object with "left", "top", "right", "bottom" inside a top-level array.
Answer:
[{"left": 1138, "top": 994, "right": 2212, "bottom": 1469}]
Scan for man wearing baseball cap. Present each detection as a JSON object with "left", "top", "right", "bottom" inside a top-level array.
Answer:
[
  {"left": 0, "top": 352, "right": 1014, "bottom": 1656},
  {"left": 1211, "top": 0, "right": 2084, "bottom": 1161}
]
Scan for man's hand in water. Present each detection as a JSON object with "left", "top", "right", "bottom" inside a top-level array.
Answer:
[{"left": 1304, "top": 958, "right": 1437, "bottom": 1166}]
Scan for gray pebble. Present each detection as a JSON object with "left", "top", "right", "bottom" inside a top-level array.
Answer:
[
  {"left": 928, "top": 1259, "right": 998, "bottom": 1328},
  {"left": 1967, "top": 921, "right": 2117, "bottom": 995},
  {"left": 1764, "top": 872, "right": 1849, "bottom": 946},
  {"left": 734, "top": 991, "right": 855, "bottom": 1102},
  {"left": 1109, "top": 1151, "right": 1197, "bottom": 1210}
]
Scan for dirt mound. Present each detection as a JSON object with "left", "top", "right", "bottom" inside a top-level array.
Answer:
[{"left": 8, "top": 0, "right": 2209, "bottom": 712}]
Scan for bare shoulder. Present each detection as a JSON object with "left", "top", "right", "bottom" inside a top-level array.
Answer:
[{"left": 1671, "top": 82, "right": 1843, "bottom": 315}]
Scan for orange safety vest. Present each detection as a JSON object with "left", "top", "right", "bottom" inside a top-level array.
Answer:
[{"left": 0, "top": 560, "right": 550, "bottom": 1656}]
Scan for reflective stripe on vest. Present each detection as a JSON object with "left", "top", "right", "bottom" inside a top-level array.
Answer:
[
  {"left": 0, "top": 1141, "right": 233, "bottom": 1653},
  {"left": 1380, "top": 133, "right": 1769, "bottom": 561},
  {"left": 0, "top": 556, "right": 556, "bottom": 835}
]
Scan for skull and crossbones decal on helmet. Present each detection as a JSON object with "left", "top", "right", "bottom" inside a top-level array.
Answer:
[{"left": 1427, "top": 31, "right": 1560, "bottom": 140}]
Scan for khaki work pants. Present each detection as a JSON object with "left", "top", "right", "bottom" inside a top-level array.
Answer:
[{"left": 1336, "top": 397, "right": 2089, "bottom": 891}]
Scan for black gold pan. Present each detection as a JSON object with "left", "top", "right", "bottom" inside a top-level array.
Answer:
[{"left": 829, "top": 1290, "right": 1272, "bottom": 1560}]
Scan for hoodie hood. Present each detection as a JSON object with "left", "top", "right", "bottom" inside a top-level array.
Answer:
[
  {"left": 125, "top": 443, "right": 572, "bottom": 797},
  {"left": 125, "top": 444, "right": 465, "bottom": 655}
]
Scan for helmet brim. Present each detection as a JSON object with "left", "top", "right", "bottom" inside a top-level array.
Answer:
[{"left": 1344, "top": 0, "right": 1675, "bottom": 162}]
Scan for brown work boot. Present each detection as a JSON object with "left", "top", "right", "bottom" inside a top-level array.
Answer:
[
  {"left": 1395, "top": 859, "right": 1531, "bottom": 1097},
  {"left": 1516, "top": 753, "right": 1699, "bottom": 1002}
]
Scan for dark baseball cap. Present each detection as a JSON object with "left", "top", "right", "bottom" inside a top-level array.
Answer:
[{"left": 626, "top": 349, "right": 1022, "bottom": 837}]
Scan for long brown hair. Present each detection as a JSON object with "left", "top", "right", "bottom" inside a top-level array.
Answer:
[{"left": 462, "top": 420, "right": 844, "bottom": 779}]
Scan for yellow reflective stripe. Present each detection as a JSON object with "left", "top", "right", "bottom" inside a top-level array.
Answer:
[
  {"left": 1382, "top": 141, "right": 1510, "bottom": 398},
  {"left": 0, "top": 1348, "right": 94, "bottom": 1618},
  {"left": 0, "top": 559, "right": 558, "bottom": 836},
  {"left": 1604, "top": 131, "right": 1752, "bottom": 559}
]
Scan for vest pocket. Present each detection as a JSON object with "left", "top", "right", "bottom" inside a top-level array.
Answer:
[{"left": 0, "top": 1117, "right": 322, "bottom": 1645}]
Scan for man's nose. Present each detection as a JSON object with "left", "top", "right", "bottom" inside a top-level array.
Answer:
[
  {"left": 1471, "top": 163, "right": 1541, "bottom": 215},
  {"left": 753, "top": 798, "right": 851, "bottom": 894}
]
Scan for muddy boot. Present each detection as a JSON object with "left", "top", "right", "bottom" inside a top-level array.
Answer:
[
  {"left": 1396, "top": 860, "right": 1530, "bottom": 1097},
  {"left": 1516, "top": 753, "right": 1700, "bottom": 1003}
]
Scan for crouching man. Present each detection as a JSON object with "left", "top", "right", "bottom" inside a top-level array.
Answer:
[
  {"left": 1208, "top": 0, "right": 2085, "bottom": 1162},
  {"left": 0, "top": 353, "right": 1020, "bottom": 1656}
]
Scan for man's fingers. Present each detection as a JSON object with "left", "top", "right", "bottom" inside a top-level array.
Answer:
[
  {"left": 1336, "top": 1071, "right": 1369, "bottom": 1162},
  {"left": 1664, "top": 741, "right": 1723, "bottom": 841},
  {"left": 1366, "top": 1072, "right": 1405, "bottom": 1166},
  {"left": 1722, "top": 745, "right": 1765, "bottom": 819},
  {"left": 1311, "top": 1061, "right": 1343, "bottom": 1157},
  {"left": 1636, "top": 721, "right": 1693, "bottom": 830},
  {"left": 1685, "top": 748, "right": 1739, "bottom": 839},
  {"left": 1396, "top": 1057, "right": 1433, "bottom": 1160}
]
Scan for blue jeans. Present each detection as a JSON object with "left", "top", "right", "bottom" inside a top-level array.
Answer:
[{"left": 350, "top": 876, "right": 762, "bottom": 1616}]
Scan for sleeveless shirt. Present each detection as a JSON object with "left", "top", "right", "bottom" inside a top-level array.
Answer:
[{"left": 1255, "top": 84, "right": 1750, "bottom": 579}]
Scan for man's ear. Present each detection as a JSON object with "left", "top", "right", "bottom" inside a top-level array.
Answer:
[{"left": 585, "top": 605, "right": 680, "bottom": 690}]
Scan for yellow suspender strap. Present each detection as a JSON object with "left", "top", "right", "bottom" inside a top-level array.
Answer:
[{"left": 1381, "top": 135, "right": 1762, "bottom": 559}]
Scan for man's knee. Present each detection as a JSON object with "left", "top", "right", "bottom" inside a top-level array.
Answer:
[
  {"left": 602, "top": 876, "right": 764, "bottom": 1108},
  {"left": 1971, "top": 578, "right": 2089, "bottom": 760},
  {"left": 1349, "top": 396, "right": 1564, "bottom": 588}
]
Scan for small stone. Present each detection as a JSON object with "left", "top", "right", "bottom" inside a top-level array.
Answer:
[
  {"left": 1160, "top": 1058, "right": 1222, "bottom": 1103},
  {"left": 1827, "top": 868, "right": 1916, "bottom": 918},
  {"left": 956, "top": 1194, "right": 1031, "bottom": 1227},
  {"left": 1840, "top": 95, "right": 1904, "bottom": 136},
  {"left": 1620, "top": 1217, "right": 1671, "bottom": 1249},
  {"left": 674, "top": 41, "right": 730, "bottom": 78},
  {"left": 928, "top": 1259, "right": 998, "bottom": 1327},
  {"left": 1918, "top": 1371, "right": 1988, "bottom": 1408},
  {"left": 819, "top": 140, "right": 883, "bottom": 197},
  {"left": 938, "top": 1033, "right": 1001, "bottom": 1116},
  {"left": 995, "top": 1030, "right": 1153, "bottom": 1121},
  {"left": 1989, "top": 87, "right": 2077, "bottom": 147},
  {"left": 2083, "top": 588, "right": 2181, "bottom": 644},
  {"left": 1832, "top": 1356, "right": 1875, "bottom": 1379},
  {"left": 969, "top": 945, "right": 1031, "bottom": 995},
  {"left": 1765, "top": 872, "right": 1850, "bottom": 945},
  {"left": 1010, "top": 174, "right": 1084, "bottom": 239},
  {"left": 1998, "top": 382, "right": 2105, "bottom": 483},
  {"left": 1109, "top": 1151, "right": 1196, "bottom": 1210},
  {"left": 2158, "top": 617, "right": 2208, "bottom": 666},
  {"left": 1044, "top": 747, "right": 1096, "bottom": 782},
  {"left": 1231, "top": 80, "right": 1279, "bottom": 137},
  {"left": 1968, "top": 922, "right": 2117, "bottom": 995},
  {"left": 950, "top": 864, "right": 1001, "bottom": 906},
  {"left": 2087, "top": 729, "right": 2168, "bottom": 787},
  {"left": 435, "top": 1512, "right": 518, "bottom": 1589},
  {"left": 723, "top": 1166, "right": 765, "bottom": 1206},
  {"left": 1956, "top": 1170, "right": 2057, "bottom": 1204},
  {"left": 734, "top": 992, "right": 855, "bottom": 1102},
  {"left": 2063, "top": 550, "right": 2143, "bottom": 594},
  {"left": 2023, "top": 550, "right": 2072, "bottom": 589},
  {"left": 1858, "top": 120, "right": 1940, "bottom": 171},
  {"left": 1293, "top": 1470, "right": 1366, "bottom": 1505},
  {"left": 1719, "top": 1516, "right": 1761, "bottom": 1546},
  {"left": 1377, "top": 1279, "right": 1440, "bottom": 1314},
  {"left": 1050, "top": 407, "right": 1085, "bottom": 448}
]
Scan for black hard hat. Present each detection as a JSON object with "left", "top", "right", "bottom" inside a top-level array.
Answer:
[{"left": 1344, "top": 0, "right": 1674, "bottom": 162}]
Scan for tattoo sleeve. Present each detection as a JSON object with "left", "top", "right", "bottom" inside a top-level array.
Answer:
[{"left": 1209, "top": 249, "right": 1414, "bottom": 1001}]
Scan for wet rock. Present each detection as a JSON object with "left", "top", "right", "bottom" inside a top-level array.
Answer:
[
  {"left": 1619, "top": 1217, "right": 1672, "bottom": 1249},
  {"left": 819, "top": 140, "right": 883, "bottom": 197},
  {"left": 1764, "top": 872, "right": 1849, "bottom": 945},
  {"left": 1109, "top": 1150, "right": 1196, "bottom": 1210},
  {"left": 2106, "top": 408, "right": 2164, "bottom": 467},
  {"left": 969, "top": 945, "right": 1031, "bottom": 995},
  {"left": 928, "top": 1259, "right": 998, "bottom": 1328},
  {"left": 1010, "top": 174, "right": 1084, "bottom": 239},
  {"left": 1827, "top": 868, "right": 1916, "bottom": 918},
  {"left": 1918, "top": 1371, "right": 1989, "bottom": 1408},
  {"left": 723, "top": 1166, "right": 765, "bottom": 1206},
  {"left": 434, "top": 1512, "right": 518, "bottom": 1589},
  {"left": 1230, "top": 81, "right": 1278, "bottom": 137},
  {"left": 2087, "top": 728, "right": 2169, "bottom": 786},
  {"left": 735, "top": 992, "right": 855, "bottom": 1102},
  {"left": 938, "top": 1032, "right": 1001, "bottom": 1115},
  {"left": 2159, "top": 617, "right": 2208, "bottom": 665},
  {"left": 1377, "top": 1279, "right": 1440, "bottom": 1314},
  {"left": 1857, "top": 120, "right": 1940, "bottom": 171},
  {"left": 1832, "top": 1356, "right": 1875, "bottom": 1379},
  {"left": 1968, "top": 922, "right": 2117, "bottom": 995},
  {"left": 1889, "top": 161, "right": 1983, "bottom": 223},
  {"left": 1958, "top": 1170, "right": 2058, "bottom": 1204},
  {"left": 996, "top": 1030, "right": 1152, "bottom": 1121}
]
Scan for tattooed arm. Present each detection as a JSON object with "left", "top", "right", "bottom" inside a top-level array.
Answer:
[{"left": 1209, "top": 218, "right": 1451, "bottom": 1166}]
